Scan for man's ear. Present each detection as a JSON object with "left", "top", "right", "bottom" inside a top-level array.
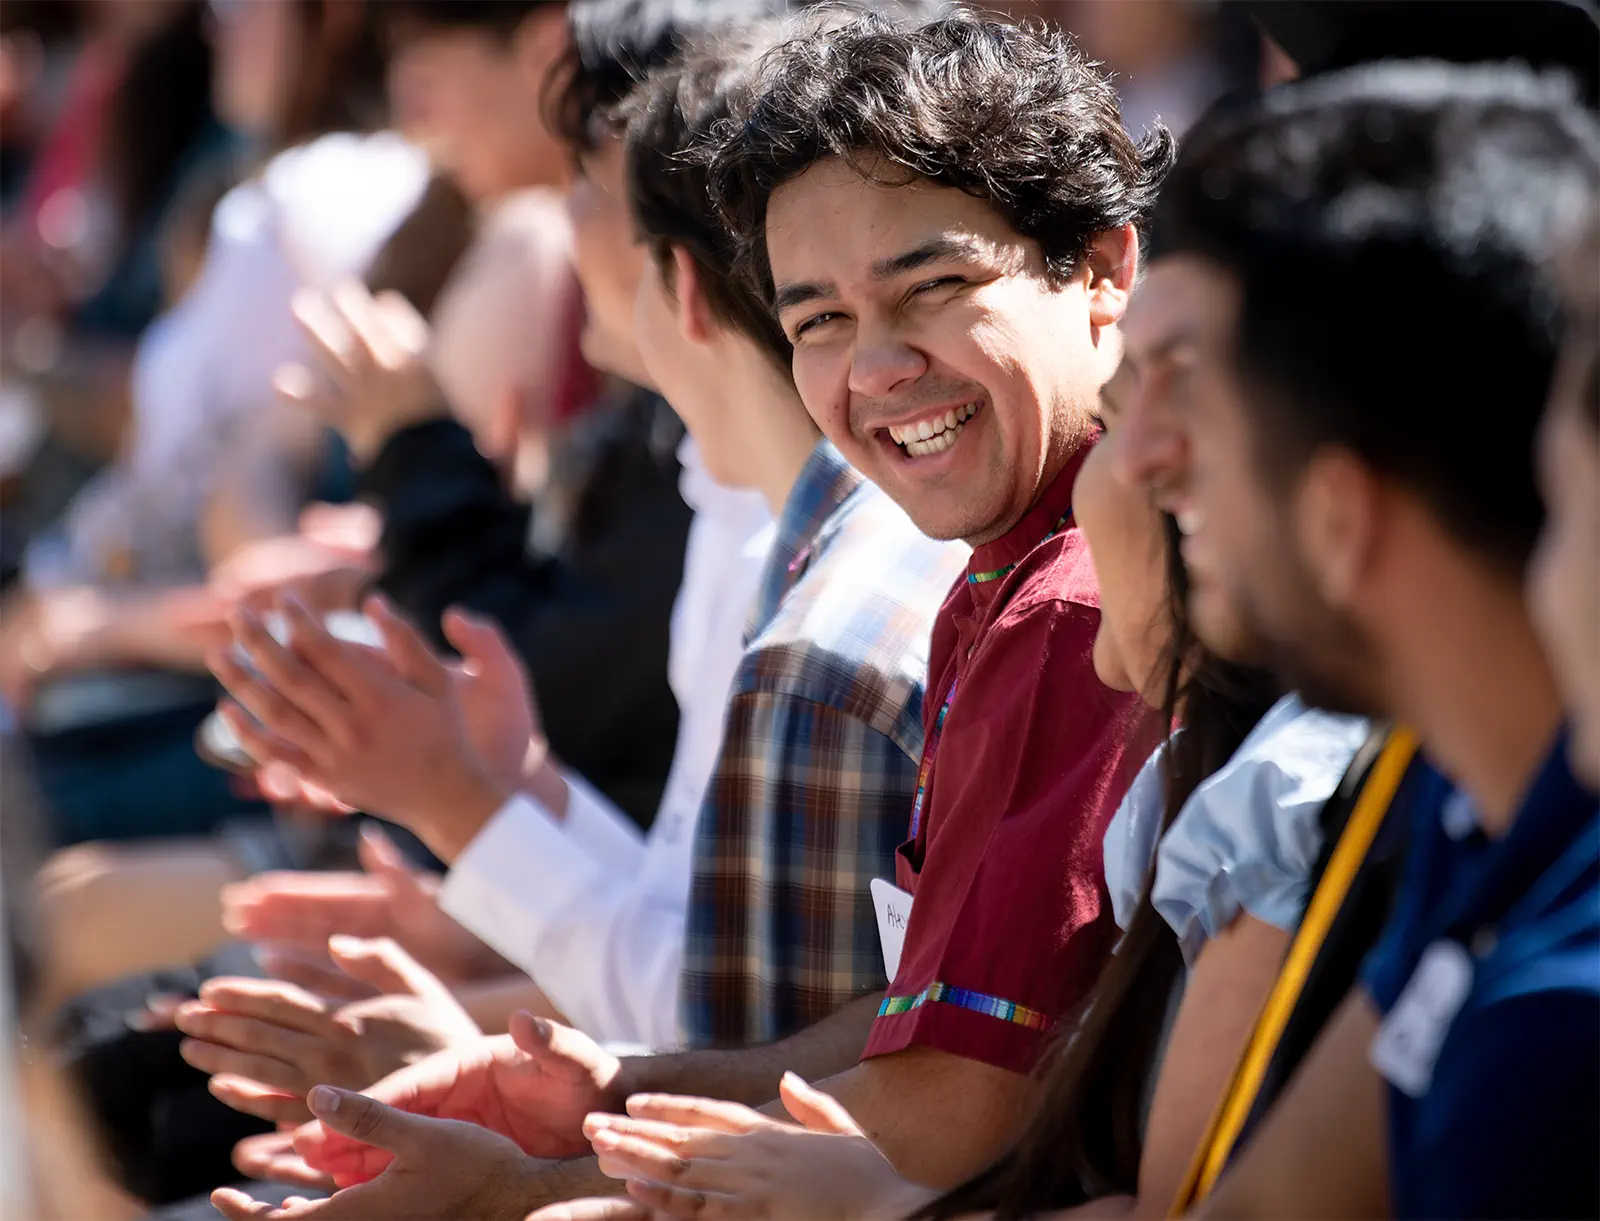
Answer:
[
  {"left": 1296, "top": 447, "right": 1383, "bottom": 610},
  {"left": 671, "top": 246, "right": 717, "bottom": 347},
  {"left": 1086, "top": 223, "right": 1138, "bottom": 328},
  {"left": 514, "top": 4, "right": 571, "bottom": 74}
]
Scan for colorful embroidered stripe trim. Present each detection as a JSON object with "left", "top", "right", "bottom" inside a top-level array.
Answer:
[
  {"left": 907, "top": 679, "right": 956, "bottom": 840},
  {"left": 878, "top": 982, "right": 1053, "bottom": 1031},
  {"left": 967, "top": 510, "right": 1074, "bottom": 584}
]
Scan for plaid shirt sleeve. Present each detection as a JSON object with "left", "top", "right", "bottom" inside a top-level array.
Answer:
[{"left": 679, "top": 686, "right": 917, "bottom": 1048}]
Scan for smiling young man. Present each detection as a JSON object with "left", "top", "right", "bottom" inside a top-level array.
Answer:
[
  {"left": 703, "top": 10, "right": 1169, "bottom": 1088},
  {"left": 1107, "top": 63, "right": 1600, "bottom": 1217}
]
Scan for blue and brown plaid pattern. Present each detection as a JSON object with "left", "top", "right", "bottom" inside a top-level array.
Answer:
[{"left": 678, "top": 442, "right": 968, "bottom": 1048}]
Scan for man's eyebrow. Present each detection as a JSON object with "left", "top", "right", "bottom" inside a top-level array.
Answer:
[
  {"left": 870, "top": 236, "right": 987, "bottom": 281},
  {"left": 772, "top": 280, "right": 837, "bottom": 315}
]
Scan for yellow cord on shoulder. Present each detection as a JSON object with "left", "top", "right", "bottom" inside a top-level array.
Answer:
[{"left": 1168, "top": 727, "right": 1421, "bottom": 1216}]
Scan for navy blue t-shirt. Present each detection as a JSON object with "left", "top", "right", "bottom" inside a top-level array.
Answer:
[{"left": 1361, "top": 732, "right": 1599, "bottom": 1220}]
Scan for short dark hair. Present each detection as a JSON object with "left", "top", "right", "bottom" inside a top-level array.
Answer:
[
  {"left": 622, "top": 21, "right": 798, "bottom": 368},
  {"left": 1150, "top": 61, "right": 1600, "bottom": 572},
  {"left": 547, "top": 0, "right": 794, "bottom": 157},
  {"left": 383, "top": 1, "right": 564, "bottom": 45},
  {"left": 703, "top": 10, "right": 1175, "bottom": 302}
]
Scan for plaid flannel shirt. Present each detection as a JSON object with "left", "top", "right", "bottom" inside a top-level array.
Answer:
[{"left": 679, "top": 441, "right": 968, "bottom": 1047}]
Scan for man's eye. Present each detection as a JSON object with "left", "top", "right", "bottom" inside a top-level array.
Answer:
[
  {"left": 793, "top": 312, "right": 841, "bottom": 339},
  {"left": 913, "top": 277, "right": 964, "bottom": 296}
]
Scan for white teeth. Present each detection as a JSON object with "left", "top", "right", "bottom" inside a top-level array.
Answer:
[{"left": 892, "top": 402, "right": 982, "bottom": 458}]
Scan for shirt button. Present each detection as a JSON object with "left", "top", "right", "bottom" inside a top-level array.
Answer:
[{"left": 1471, "top": 928, "right": 1498, "bottom": 958}]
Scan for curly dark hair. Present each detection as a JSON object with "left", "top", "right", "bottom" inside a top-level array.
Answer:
[
  {"left": 621, "top": 20, "right": 801, "bottom": 369},
  {"left": 701, "top": 9, "right": 1175, "bottom": 302}
]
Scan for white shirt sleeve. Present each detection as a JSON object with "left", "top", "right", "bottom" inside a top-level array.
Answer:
[
  {"left": 439, "top": 463, "right": 773, "bottom": 1053},
  {"left": 438, "top": 776, "right": 690, "bottom": 1050}
]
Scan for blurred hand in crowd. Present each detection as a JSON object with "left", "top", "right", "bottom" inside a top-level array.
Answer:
[
  {"left": 176, "top": 935, "right": 483, "bottom": 1127},
  {"left": 208, "top": 593, "right": 555, "bottom": 861},
  {"left": 211, "top": 502, "right": 382, "bottom": 617},
  {"left": 223, "top": 824, "right": 512, "bottom": 984},
  {"left": 277, "top": 281, "right": 447, "bottom": 465}
]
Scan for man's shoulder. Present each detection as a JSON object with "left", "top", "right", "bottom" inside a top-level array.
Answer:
[
  {"left": 993, "top": 524, "right": 1101, "bottom": 620},
  {"left": 735, "top": 487, "right": 965, "bottom": 745}
]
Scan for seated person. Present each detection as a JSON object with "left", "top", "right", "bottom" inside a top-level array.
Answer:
[
  {"left": 205, "top": 12, "right": 1165, "bottom": 1219},
  {"left": 1117, "top": 61, "right": 1599, "bottom": 1219}
]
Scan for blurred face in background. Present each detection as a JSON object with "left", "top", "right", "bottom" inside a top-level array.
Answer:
[
  {"left": 564, "top": 132, "right": 651, "bottom": 385},
  {"left": 210, "top": 0, "right": 300, "bottom": 137},
  {"left": 386, "top": 9, "right": 570, "bottom": 202},
  {"left": 1528, "top": 321, "right": 1600, "bottom": 786}
]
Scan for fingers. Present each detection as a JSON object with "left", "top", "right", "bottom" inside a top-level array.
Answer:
[
  {"left": 625, "top": 1179, "right": 744, "bottom": 1221},
  {"left": 233, "top": 1130, "right": 335, "bottom": 1189},
  {"left": 191, "top": 977, "right": 337, "bottom": 1035},
  {"left": 777, "top": 1072, "right": 862, "bottom": 1136},
  {"left": 526, "top": 1199, "right": 654, "bottom": 1221},
  {"left": 334, "top": 281, "right": 413, "bottom": 373},
  {"left": 227, "top": 605, "right": 354, "bottom": 735},
  {"left": 212, "top": 1187, "right": 288, "bottom": 1221},
  {"left": 210, "top": 664, "right": 323, "bottom": 769},
  {"left": 440, "top": 608, "right": 520, "bottom": 688},
  {"left": 509, "top": 1011, "right": 619, "bottom": 1083},
  {"left": 292, "top": 286, "right": 364, "bottom": 387},
  {"left": 179, "top": 1036, "right": 309, "bottom": 1095},
  {"left": 256, "top": 945, "right": 383, "bottom": 1004},
  {"left": 224, "top": 871, "right": 388, "bottom": 943},
  {"left": 621, "top": 1095, "right": 771, "bottom": 1136},
  {"left": 588, "top": 1124, "right": 737, "bottom": 1187},
  {"left": 326, "top": 935, "right": 440, "bottom": 999},
  {"left": 366, "top": 596, "right": 449, "bottom": 698},
  {"left": 212, "top": 1074, "right": 316, "bottom": 1127}
]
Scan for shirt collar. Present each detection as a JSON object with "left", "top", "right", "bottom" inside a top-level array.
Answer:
[
  {"left": 964, "top": 437, "right": 1095, "bottom": 597},
  {"left": 750, "top": 440, "right": 865, "bottom": 633}
]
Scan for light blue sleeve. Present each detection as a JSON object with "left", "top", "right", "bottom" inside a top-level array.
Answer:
[
  {"left": 1102, "top": 740, "right": 1171, "bottom": 934},
  {"left": 1150, "top": 696, "right": 1371, "bottom": 962}
]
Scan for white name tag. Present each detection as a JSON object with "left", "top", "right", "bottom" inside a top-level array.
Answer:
[
  {"left": 870, "top": 878, "right": 913, "bottom": 981},
  {"left": 1369, "top": 939, "right": 1475, "bottom": 1097}
]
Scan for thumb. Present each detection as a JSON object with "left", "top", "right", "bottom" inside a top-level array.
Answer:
[
  {"left": 304, "top": 1085, "right": 425, "bottom": 1158},
  {"left": 778, "top": 1072, "right": 862, "bottom": 1136},
  {"left": 509, "top": 1010, "right": 615, "bottom": 1080},
  {"left": 327, "top": 935, "right": 439, "bottom": 999},
  {"left": 366, "top": 594, "right": 449, "bottom": 697}
]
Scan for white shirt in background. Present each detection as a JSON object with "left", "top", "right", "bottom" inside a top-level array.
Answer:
[
  {"left": 32, "top": 131, "right": 430, "bottom": 591},
  {"left": 440, "top": 439, "right": 774, "bottom": 1050}
]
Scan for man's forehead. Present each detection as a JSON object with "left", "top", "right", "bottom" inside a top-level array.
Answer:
[
  {"left": 1124, "top": 256, "right": 1240, "bottom": 355},
  {"left": 766, "top": 158, "right": 1028, "bottom": 281}
]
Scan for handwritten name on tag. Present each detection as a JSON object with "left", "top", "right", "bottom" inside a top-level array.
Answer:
[{"left": 871, "top": 879, "right": 914, "bottom": 981}]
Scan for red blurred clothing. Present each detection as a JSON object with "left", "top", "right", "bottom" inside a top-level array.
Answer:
[{"left": 863, "top": 442, "right": 1146, "bottom": 1074}]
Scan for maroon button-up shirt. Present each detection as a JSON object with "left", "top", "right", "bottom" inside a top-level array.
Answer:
[{"left": 862, "top": 441, "right": 1147, "bottom": 1074}]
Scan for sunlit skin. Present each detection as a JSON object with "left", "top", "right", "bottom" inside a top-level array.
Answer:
[
  {"left": 765, "top": 158, "right": 1132, "bottom": 546},
  {"left": 1074, "top": 384, "right": 1169, "bottom": 702},
  {"left": 385, "top": 14, "right": 570, "bottom": 202},
  {"left": 1528, "top": 333, "right": 1600, "bottom": 787},
  {"left": 565, "top": 135, "right": 653, "bottom": 385}
]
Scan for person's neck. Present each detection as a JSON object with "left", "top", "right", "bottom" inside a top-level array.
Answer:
[
  {"left": 969, "top": 415, "right": 1088, "bottom": 548},
  {"left": 1387, "top": 578, "right": 1563, "bottom": 837},
  {"left": 716, "top": 342, "right": 820, "bottom": 519}
]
